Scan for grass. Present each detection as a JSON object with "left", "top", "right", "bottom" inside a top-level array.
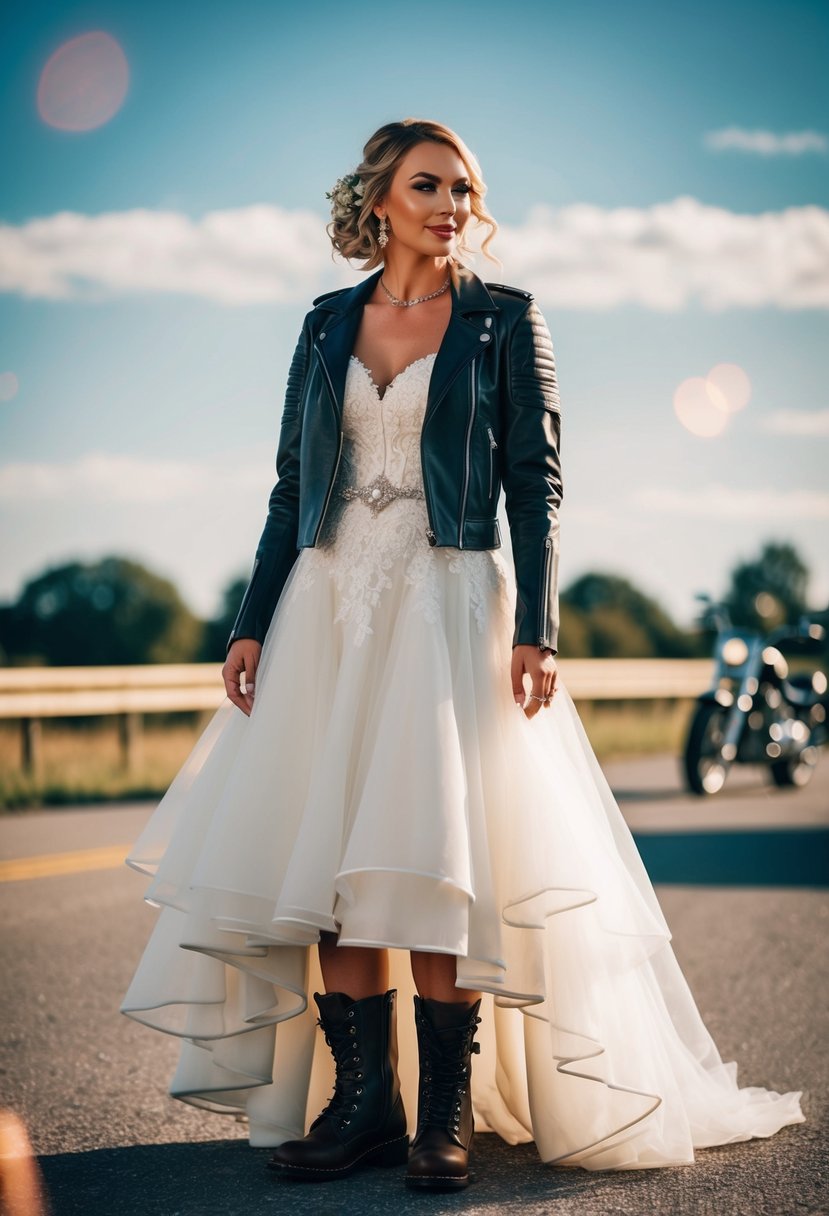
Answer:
[
  {"left": 0, "top": 700, "right": 695, "bottom": 812},
  {"left": 0, "top": 716, "right": 209, "bottom": 811},
  {"left": 577, "top": 697, "right": 693, "bottom": 761}
]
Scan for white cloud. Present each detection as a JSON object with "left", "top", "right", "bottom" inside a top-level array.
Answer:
[
  {"left": 632, "top": 483, "right": 829, "bottom": 520},
  {"left": 499, "top": 197, "right": 829, "bottom": 311},
  {"left": 1, "top": 197, "right": 827, "bottom": 311},
  {"left": 0, "top": 204, "right": 350, "bottom": 305},
  {"left": 704, "top": 127, "right": 828, "bottom": 156},
  {"left": 0, "top": 448, "right": 274, "bottom": 503},
  {"left": 758, "top": 409, "right": 829, "bottom": 437}
]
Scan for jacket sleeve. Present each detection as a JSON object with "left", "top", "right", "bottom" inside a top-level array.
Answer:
[
  {"left": 226, "top": 315, "right": 311, "bottom": 653},
  {"left": 500, "top": 298, "right": 564, "bottom": 655}
]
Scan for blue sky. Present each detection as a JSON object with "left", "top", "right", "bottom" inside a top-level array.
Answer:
[{"left": 1, "top": 0, "right": 827, "bottom": 632}]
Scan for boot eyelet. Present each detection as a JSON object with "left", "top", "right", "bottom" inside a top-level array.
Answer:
[
  {"left": 347, "top": 1009, "right": 354, "bottom": 1017},
  {"left": 356, "top": 1086, "right": 363, "bottom": 1094},
  {"left": 355, "top": 1071, "right": 363, "bottom": 1079},
  {"left": 348, "top": 1025, "right": 357, "bottom": 1034},
  {"left": 352, "top": 1056, "right": 360, "bottom": 1063},
  {"left": 341, "top": 1118, "right": 350, "bottom": 1126}
]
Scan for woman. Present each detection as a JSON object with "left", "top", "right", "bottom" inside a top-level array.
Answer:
[{"left": 120, "top": 118, "right": 805, "bottom": 1191}]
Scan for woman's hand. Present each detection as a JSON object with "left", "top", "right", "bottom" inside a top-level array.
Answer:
[
  {"left": 222, "top": 639, "right": 262, "bottom": 717},
  {"left": 511, "top": 644, "right": 558, "bottom": 719}
]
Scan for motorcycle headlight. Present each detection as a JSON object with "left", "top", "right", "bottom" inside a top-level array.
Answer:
[
  {"left": 722, "top": 637, "right": 749, "bottom": 666},
  {"left": 762, "top": 645, "right": 788, "bottom": 678}
]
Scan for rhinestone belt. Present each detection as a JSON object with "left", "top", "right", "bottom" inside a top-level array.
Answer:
[{"left": 340, "top": 472, "right": 425, "bottom": 516}]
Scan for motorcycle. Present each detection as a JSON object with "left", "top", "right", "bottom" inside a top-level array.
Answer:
[{"left": 682, "top": 593, "right": 828, "bottom": 796}]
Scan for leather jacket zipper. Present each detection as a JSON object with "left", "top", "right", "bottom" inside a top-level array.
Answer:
[
  {"left": 312, "top": 342, "right": 344, "bottom": 545},
  {"left": 486, "top": 424, "right": 498, "bottom": 499},
  {"left": 458, "top": 357, "right": 479, "bottom": 548},
  {"left": 538, "top": 536, "right": 553, "bottom": 647},
  {"left": 422, "top": 450, "right": 437, "bottom": 545},
  {"left": 313, "top": 428, "right": 344, "bottom": 545}
]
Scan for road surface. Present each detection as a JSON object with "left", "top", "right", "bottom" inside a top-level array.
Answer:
[{"left": 1, "top": 753, "right": 826, "bottom": 1215}]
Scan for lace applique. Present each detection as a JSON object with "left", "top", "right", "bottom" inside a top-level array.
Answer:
[
  {"left": 282, "top": 354, "right": 507, "bottom": 645},
  {"left": 447, "top": 549, "right": 508, "bottom": 635}
]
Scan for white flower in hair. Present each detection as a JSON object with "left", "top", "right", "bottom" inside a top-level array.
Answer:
[{"left": 325, "top": 172, "right": 365, "bottom": 221}]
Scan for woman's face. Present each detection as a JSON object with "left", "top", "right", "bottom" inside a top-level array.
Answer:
[{"left": 375, "top": 140, "right": 473, "bottom": 258}]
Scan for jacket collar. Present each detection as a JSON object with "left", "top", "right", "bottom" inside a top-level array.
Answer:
[{"left": 311, "top": 266, "right": 499, "bottom": 427}]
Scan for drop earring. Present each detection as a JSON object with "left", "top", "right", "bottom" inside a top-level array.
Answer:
[{"left": 378, "top": 214, "right": 389, "bottom": 248}]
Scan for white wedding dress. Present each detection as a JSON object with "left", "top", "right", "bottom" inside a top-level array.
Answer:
[{"left": 120, "top": 351, "right": 805, "bottom": 1169}]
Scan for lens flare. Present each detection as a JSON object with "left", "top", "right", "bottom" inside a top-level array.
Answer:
[
  {"left": 673, "top": 362, "right": 752, "bottom": 436},
  {"left": 37, "top": 31, "right": 129, "bottom": 132},
  {"left": 707, "top": 362, "right": 752, "bottom": 413},
  {"left": 673, "top": 376, "right": 730, "bottom": 436}
]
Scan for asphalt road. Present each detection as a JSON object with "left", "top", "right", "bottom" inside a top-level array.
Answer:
[{"left": 1, "top": 753, "right": 827, "bottom": 1216}]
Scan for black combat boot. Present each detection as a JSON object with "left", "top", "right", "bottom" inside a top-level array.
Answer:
[
  {"left": 406, "top": 994, "right": 483, "bottom": 1190},
  {"left": 267, "top": 988, "right": 408, "bottom": 1181}
]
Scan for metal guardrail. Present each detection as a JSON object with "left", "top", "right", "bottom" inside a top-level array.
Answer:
[
  {"left": 0, "top": 660, "right": 714, "bottom": 776},
  {"left": 0, "top": 664, "right": 224, "bottom": 717}
]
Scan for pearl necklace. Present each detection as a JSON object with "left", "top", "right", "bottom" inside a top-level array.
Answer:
[{"left": 380, "top": 274, "right": 451, "bottom": 308}]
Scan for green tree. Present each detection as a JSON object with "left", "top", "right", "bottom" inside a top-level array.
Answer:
[
  {"left": 562, "top": 572, "right": 696, "bottom": 658},
  {"left": 557, "top": 600, "right": 590, "bottom": 657},
  {"left": 198, "top": 574, "right": 249, "bottom": 661},
  {"left": 724, "top": 540, "right": 810, "bottom": 631},
  {"left": 1, "top": 556, "right": 203, "bottom": 665}
]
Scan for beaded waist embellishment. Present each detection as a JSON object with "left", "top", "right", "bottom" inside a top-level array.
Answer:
[{"left": 340, "top": 472, "right": 426, "bottom": 516}]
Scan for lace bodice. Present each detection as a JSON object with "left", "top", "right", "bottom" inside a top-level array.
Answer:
[
  {"left": 283, "top": 353, "right": 510, "bottom": 646},
  {"left": 340, "top": 353, "right": 434, "bottom": 489}
]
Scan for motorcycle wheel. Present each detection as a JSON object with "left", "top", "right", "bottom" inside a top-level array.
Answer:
[
  {"left": 769, "top": 744, "right": 820, "bottom": 788},
  {"left": 683, "top": 701, "right": 730, "bottom": 795}
]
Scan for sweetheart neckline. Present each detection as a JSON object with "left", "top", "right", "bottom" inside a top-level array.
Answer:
[{"left": 349, "top": 352, "right": 438, "bottom": 401}]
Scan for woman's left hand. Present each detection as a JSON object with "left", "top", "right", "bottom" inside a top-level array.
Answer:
[{"left": 511, "top": 645, "right": 558, "bottom": 718}]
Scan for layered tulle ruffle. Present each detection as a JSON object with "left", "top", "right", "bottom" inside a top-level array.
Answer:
[{"left": 120, "top": 528, "right": 805, "bottom": 1169}]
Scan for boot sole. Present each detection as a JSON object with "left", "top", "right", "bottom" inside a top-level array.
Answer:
[
  {"left": 405, "top": 1171, "right": 472, "bottom": 1190},
  {"left": 268, "top": 1133, "right": 409, "bottom": 1181}
]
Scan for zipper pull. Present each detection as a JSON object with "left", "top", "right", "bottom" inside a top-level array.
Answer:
[{"left": 486, "top": 424, "right": 498, "bottom": 449}]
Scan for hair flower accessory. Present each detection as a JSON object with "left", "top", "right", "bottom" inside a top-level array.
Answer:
[{"left": 325, "top": 172, "right": 365, "bottom": 221}]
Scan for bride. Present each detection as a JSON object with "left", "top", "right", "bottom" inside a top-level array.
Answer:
[{"left": 120, "top": 117, "right": 805, "bottom": 1192}]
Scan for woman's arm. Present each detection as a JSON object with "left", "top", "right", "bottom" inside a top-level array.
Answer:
[
  {"left": 226, "top": 314, "right": 312, "bottom": 654},
  {"left": 500, "top": 297, "right": 563, "bottom": 717},
  {"left": 500, "top": 297, "right": 563, "bottom": 654},
  {"left": 222, "top": 314, "right": 311, "bottom": 715}
]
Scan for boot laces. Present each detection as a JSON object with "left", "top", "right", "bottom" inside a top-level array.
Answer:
[
  {"left": 417, "top": 1012, "right": 482, "bottom": 1134},
  {"left": 311, "top": 1012, "right": 365, "bottom": 1128}
]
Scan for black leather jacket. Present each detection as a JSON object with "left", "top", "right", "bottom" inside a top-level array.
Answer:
[{"left": 227, "top": 264, "right": 563, "bottom": 656}]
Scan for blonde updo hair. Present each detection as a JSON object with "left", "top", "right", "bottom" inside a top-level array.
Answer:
[{"left": 325, "top": 118, "right": 502, "bottom": 283}]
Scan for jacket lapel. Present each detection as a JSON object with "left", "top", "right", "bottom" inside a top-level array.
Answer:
[{"left": 313, "top": 266, "right": 500, "bottom": 429}]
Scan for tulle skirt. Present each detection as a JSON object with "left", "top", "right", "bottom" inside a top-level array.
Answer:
[{"left": 120, "top": 499, "right": 805, "bottom": 1169}]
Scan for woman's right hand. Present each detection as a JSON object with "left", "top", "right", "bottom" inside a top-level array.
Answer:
[{"left": 222, "top": 639, "right": 262, "bottom": 717}]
